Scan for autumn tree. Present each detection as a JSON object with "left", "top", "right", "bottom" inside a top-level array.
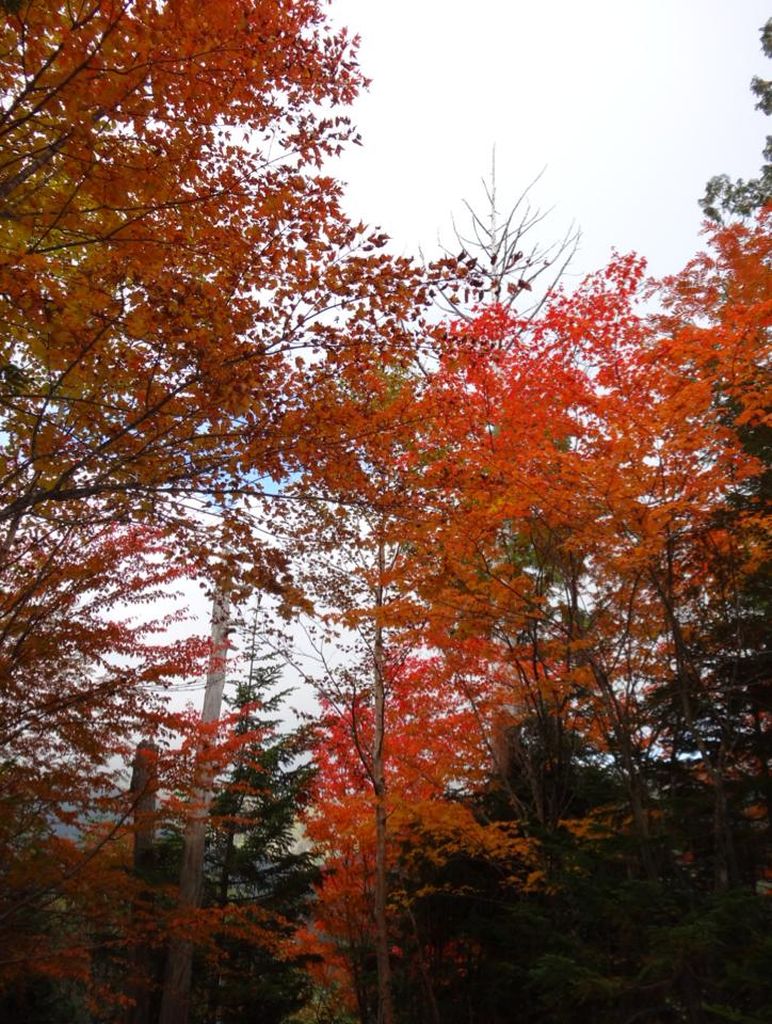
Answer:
[
  {"left": 407, "top": 215, "right": 769, "bottom": 1017},
  {"left": 276, "top": 491, "right": 407, "bottom": 1024},
  {"left": 292, "top": 202, "right": 769, "bottom": 1021},
  {"left": 298, "top": 206, "right": 770, "bottom": 1022},
  {"left": 648, "top": 208, "right": 771, "bottom": 889},
  {"left": 151, "top": 641, "right": 319, "bottom": 1024},
  {"left": 0, "top": 0, "right": 460, "bottom": 1008},
  {"left": 268, "top": 341, "right": 468, "bottom": 1024},
  {"left": 302, "top": 651, "right": 539, "bottom": 1024},
  {"left": 0, "top": 0, "right": 454, "bottom": 590},
  {"left": 0, "top": 525, "right": 208, "bottom": 1007},
  {"left": 435, "top": 156, "right": 579, "bottom": 323}
]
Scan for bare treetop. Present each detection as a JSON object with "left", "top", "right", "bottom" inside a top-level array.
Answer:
[{"left": 434, "top": 151, "right": 580, "bottom": 325}]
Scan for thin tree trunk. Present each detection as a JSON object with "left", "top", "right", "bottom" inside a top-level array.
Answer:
[
  {"left": 372, "top": 538, "right": 395, "bottom": 1024},
  {"left": 403, "top": 899, "right": 440, "bottom": 1024},
  {"left": 653, "top": 574, "right": 739, "bottom": 889},
  {"left": 159, "top": 591, "right": 230, "bottom": 1024},
  {"left": 206, "top": 824, "right": 236, "bottom": 1023},
  {"left": 587, "top": 659, "right": 658, "bottom": 881},
  {"left": 127, "top": 741, "right": 158, "bottom": 1024}
]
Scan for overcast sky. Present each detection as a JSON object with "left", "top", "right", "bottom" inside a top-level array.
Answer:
[{"left": 328, "top": 0, "right": 769, "bottom": 283}]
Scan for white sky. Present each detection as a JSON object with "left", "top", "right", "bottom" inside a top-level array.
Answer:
[{"left": 328, "top": 0, "right": 770, "bottom": 282}]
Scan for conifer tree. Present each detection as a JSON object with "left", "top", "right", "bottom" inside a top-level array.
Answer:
[
  {"left": 193, "top": 625, "right": 319, "bottom": 1024},
  {"left": 701, "top": 19, "right": 771, "bottom": 221}
]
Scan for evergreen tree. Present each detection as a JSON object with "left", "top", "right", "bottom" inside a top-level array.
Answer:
[
  {"left": 192, "top": 633, "right": 319, "bottom": 1024},
  {"left": 701, "top": 19, "right": 771, "bottom": 221}
]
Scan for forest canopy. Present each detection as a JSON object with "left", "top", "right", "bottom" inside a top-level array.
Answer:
[{"left": 0, "top": 4, "right": 769, "bottom": 1024}]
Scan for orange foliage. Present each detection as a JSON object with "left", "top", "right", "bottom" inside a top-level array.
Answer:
[
  {"left": 0, "top": 0, "right": 453, "bottom": 1005},
  {"left": 297, "top": 210, "right": 770, "bottom": 1004}
]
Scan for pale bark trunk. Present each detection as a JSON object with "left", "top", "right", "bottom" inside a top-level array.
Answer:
[{"left": 159, "top": 591, "right": 230, "bottom": 1024}]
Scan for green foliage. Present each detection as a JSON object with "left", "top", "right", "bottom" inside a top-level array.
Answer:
[
  {"left": 369, "top": 742, "right": 772, "bottom": 1024},
  {"left": 193, "top": 651, "right": 320, "bottom": 1024},
  {"left": 0, "top": 977, "right": 89, "bottom": 1024},
  {"left": 701, "top": 19, "right": 772, "bottom": 221}
]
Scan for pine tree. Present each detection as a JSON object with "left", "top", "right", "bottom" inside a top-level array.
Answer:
[
  {"left": 193, "top": 635, "right": 319, "bottom": 1024},
  {"left": 701, "top": 19, "right": 771, "bottom": 221}
]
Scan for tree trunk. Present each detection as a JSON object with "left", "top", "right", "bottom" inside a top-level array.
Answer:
[
  {"left": 127, "top": 742, "right": 158, "bottom": 1024},
  {"left": 654, "top": 577, "right": 739, "bottom": 890},
  {"left": 206, "top": 824, "right": 236, "bottom": 1023},
  {"left": 159, "top": 591, "right": 230, "bottom": 1024},
  {"left": 372, "top": 538, "right": 395, "bottom": 1024}
]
